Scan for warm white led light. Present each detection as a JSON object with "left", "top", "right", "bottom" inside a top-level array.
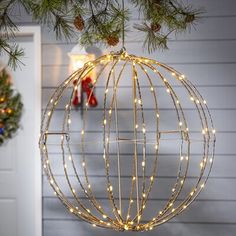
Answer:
[{"left": 40, "top": 51, "right": 215, "bottom": 232}]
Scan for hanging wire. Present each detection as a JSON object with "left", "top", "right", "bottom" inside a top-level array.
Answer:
[{"left": 121, "top": 0, "right": 125, "bottom": 50}]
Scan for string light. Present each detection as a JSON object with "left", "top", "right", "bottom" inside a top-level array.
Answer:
[{"left": 39, "top": 50, "right": 216, "bottom": 231}]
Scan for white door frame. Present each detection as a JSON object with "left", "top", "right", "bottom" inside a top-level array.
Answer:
[{"left": 16, "top": 25, "right": 42, "bottom": 236}]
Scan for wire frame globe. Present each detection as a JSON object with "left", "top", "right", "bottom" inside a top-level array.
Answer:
[{"left": 39, "top": 50, "right": 216, "bottom": 231}]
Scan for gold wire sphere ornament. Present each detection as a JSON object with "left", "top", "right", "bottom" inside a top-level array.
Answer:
[{"left": 39, "top": 50, "right": 216, "bottom": 231}]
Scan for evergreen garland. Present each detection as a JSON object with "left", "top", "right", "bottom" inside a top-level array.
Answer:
[
  {"left": 0, "top": 0, "right": 203, "bottom": 68},
  {"left": 0, "top": 68, "right": 23, "bottom": 145}
]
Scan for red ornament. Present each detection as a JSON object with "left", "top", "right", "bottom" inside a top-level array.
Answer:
[
  {"left": 82, "top": 77, "right": 98, "bottom": 107},
  {"left": 72, "top": 79, "right": 81, "bottom": 107},
  {"left": 72, "top": 77, "right": 98, "bottom": 108}
]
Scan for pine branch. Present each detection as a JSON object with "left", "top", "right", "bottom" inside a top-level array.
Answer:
[
  {"left": 134, "top": 23, "right": 168, "bottom": 52},
  {"left": 0, "top": 38, "right": 25, "bottom": 70},
  {"left": 0, "top": 0, "right": 204, "bottom": 69}
]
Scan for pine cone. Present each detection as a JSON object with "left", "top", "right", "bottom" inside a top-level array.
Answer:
[
  {"left": 106, "top": 35, "right": 119, "bottom": 46},
  {"left": 74, "top": 15, "right": 85, "bottom": 31},
  {"left": 151, "top": 23, "right": 161, "bottom": 32},
  {"left": 185, "top": 14, "right": 195, "bottom": 23}
]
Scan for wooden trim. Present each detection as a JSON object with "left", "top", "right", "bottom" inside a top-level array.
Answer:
[{"left": 16, "top": 25, "right": 42, "bottom": 236}]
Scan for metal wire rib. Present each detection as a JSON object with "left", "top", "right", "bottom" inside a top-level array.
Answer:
[{"left": 39, "top": 50, "right": 216, "bottom": 231}]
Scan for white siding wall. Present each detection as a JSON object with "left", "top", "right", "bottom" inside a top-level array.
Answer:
[{"left": 17, "top": 0, "right": 236, "bottom": 235}]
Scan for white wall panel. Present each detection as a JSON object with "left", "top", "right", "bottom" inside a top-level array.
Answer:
[{"left": 38, "top": 0, "right": 236, "bottom": 235}]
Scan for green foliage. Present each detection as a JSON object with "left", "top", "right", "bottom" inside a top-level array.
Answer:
[
  {"left": 0, "top": 69, "right": 23, "bottom": 145},
  {"left": 0, "top": 0, "right": 203, "bottom": 68}
]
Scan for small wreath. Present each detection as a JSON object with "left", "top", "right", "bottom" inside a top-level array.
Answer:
[{"left": 0, "top": 66, "right": 23, "bottom": 146}]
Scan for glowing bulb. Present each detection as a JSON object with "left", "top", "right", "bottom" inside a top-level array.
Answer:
[
  {"left": 142, "top": 161, "right": 145, "bottom": 167},
  {"left": 200, "top": 162, "right": 204, "bottom": 169}
]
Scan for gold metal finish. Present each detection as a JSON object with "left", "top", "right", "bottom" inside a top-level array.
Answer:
[{"left": 39, "top": 50, "right": 216, "bottom": 231}]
